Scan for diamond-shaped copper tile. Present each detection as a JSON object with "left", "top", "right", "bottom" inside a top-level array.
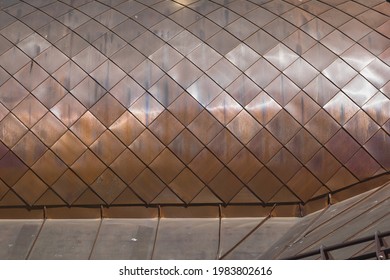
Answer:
[
  {"left": 151, "top": 18, "right": 183, "bottom": 41},
  {"left": 17, "top": 33, "right": 50, "bottom": 58},
  {"left": 109, "top": 111, "right": 145, "bottom": 146},
  {"left": 150, "top": 148, "right": 185, "bottom": 184},
  {"left": 51, "top": 169, "right": 87, "bottom": 205},
  {"left": 130, "top": 168, "right": 166, "bottom": 203},
  {"left": 341, "top": 44, "right": 376, "bottom": 72},
  {"left": 11, "top": 132, "right": 47, "bottom": 166},
  {"left": 325, "top": 167, "right": 358, "bottom": 192},
  {"left": 188, "top": 110, "right": 223, "bottom": 145},
  {"left": 112, "top": 18, "right": 146, "bottom": 43},
  {"left": 90, "top": 130, "right": 126, "bottom": 165},
  {"left": 129, "top": 93, "right": 164, "bottom": 126},
  {"left": 34, "top": 46, "right": 68, "bottom": 75},
  {"left": 37, "top": 20, "right": 70, "bottom": 44},
  {"left": 362, "top": 93, "right": 390, "bottom": 126},
  {"left": 305, "top": 109, "right": 340, "bottom": 144},
  {"left": 58, "top": 9, "right": 90, "bottom": 29},
  {"left": 267, "top": 148, "right": 302, "bottom": 183},
  {"left": 169, "top": 30, "right": 202, "bottom": 56},
  {"left": 227, "top": 148, "right": 263, "bottom": 184},
  {"left": 168, "top": 93, "right": 203, "bottom": 126},
  {"left": 282, "top": 30, "right": 316, "bottom": 56},
  {"left": 109, "top": 149, "right": 146, "bottom": 185},
  {"left": 187, "top": 43, "right": 222, "bottom": 71},
  {"left": 225, "top": 43, "right": 259, "bottom": 72},
  {"left": 72, "top": 45, "right": 107, "bottom": 74},
  {"left": 226, "top": 74, "right": 261, "bottom": 107},
  {"left": 227, "top": 110, "right": 261, "bottom": 144},
  {"left": 70, "top": 111, "right": 106, "bottom": 146},
  {"left": 111, "top": 45, "right": 145, "bottom": 73},
  {"left": 206, "top": 91, "right": 242, "bottom": 126},
  {"left": 325, "top": 129, "right": 361, "bottom": 164},
  {"left": 209, "top": 168, "right": 243, "bottom": 203},
  {"left": 12, "top": 95, "right": 47, "bottom": 128},
  {"left": 263, "top": 17, "right": 297, "bottom": 40},
  {"left": 149, "top": 110, "right": 184, "bottom": 145},
  {"left": 323, "top": 58, "right": 358, "bottom": 88},
  {"left": 187, "top": 75, "right": 222, "bottom": 107},
  {"left": 264, "top": 43, "right": 299, "bottom": 71},
  {"left": 266, "top": 110, "right": 301, "bottom": 145},
  {"left": 300, "top": 18, "right": 334, "bottom": 40},
  {"left": 265, "top": 74, "right": 300, "bottom": 107},
  {"left": 0, "top": 113, "right": 28, "bottom": 148},
  {"left": 285, "top": 91, "right": 321, "bottom": 125},
  {"left": 300, "top": 0, "right": 332, "bottom": 15},
  {"left": 357, "top": 9, "right": 388, "bottom": 29},
  {"left": 207, "top": 7, "right": 240, "bottom": 27},
  {"left": 90, "top": 93, "right": 125, "bottom": 127},
  {"left": 189, "top": 0, "right": 221, "bottom": 15},
  {"left": 283, "top": 58, "right": 319, "bottom": 88},
  {"left": 324, "top": 92, "right": 360, "bottom": 125},
  {"left": 130, "top": 59, "right": 164, "bottom": 90},
  {"left": 339, "top": 18, "right": 372, "bottom": 41},
  {"left": 0, "top": 103, "right": 8, "bottom": 123},
  {"left": 225, "top": 17, "right": 258, "bottom": 40},
  {"left": 31, "top": 112, "right": 66, "bottom": 147},
  {"left": 344, "top": 110, "right": 380, "bottom": 145},
  {"left": 245, "top": 91, "right": 282, "bottom": 126},
  {"left": 129, "top": 130, "right": 165, "bottom": 164},
  {"left": 167, "top": 59, "right": 202, "bottom": 89},
  {"left": 302, "top": 43, "right": 337, "bottom": 72},
  {"left": 269, "top": 186, "right": 300, "bottom": 203},
  {"left": 91, "top": 169, "right": 127, "bottom": 204},
  {"left": 360, "top": 30, "right": 389, "bottom": 55},
  {"left": 0, "top": 67, "right": 10, "bottom": 88},
  {"left": 110, "top": 76, "right": 145, "bottom": 109},
  {"left": 230, "top": 187, "right": 261, "bottom": 203},
  {"left": 321, "top": 30, "right": 354, "bottom": 56},
  {"left": 0, "top": 140, "right": 7, "bottom": 159},
  {"left": 345, "top": 148, "right": 381, "bottom": 180},
  {"left": 207, "top": 58, "right": 241, "bottom": 89},
  {"left": 360, "top": 58, "right": 389, "bottom": 89},
  {"left": 52, "top": 61, "right": 87, "bottom": 91},
  {"left": 282, "top": 6, "right": 314, "bottom": 27},
  {"left": 75, "top": 19, "right": 109, "bottom": 43},
  {"left": 12, "top": 170, "right": 47, "bottom": 206},
  {"left": 90, "top": 60, "right": 126, "bottom": 91},
  {"left": 32, "top": 150, "right": 67, "bottom": 185},
  {"left": 320, "top": 7, "right": 352, "bottom": 28},
  {"left": 0, "top": 151, "right": 28, "bottom": 186},
  {"left": 0, "top": 179, "right": 9, "bottom": 201},
  {"left": 148, "top": 75, "right": 183, "bottom": 107},
  {"left": 206, "top": 29, "right": 240, "bottom": 55},
  {"left": 0, "top": 21, "right": 33, "bottom": 44},
  {"left": 285, "top": 128, "right": 321, "bottom": 164},
  {"left": 364, "top": 129, "right": 390, "bottom": 170},
  {"left": 287, "top": 167, "right": 322, "bottom": 202},
  {"left": 0, "top": 78, "right": 29, "bottom": 110},
  {"left": 50, "top": 94, "right": 86, "bottom": 127},
  {"left": 303, "top": 74, "right": 339, "bottom": 107},
  {"left": 207, "top": 129, "right": 243, "bottom": 164},
  {"left": 245, "top": 6, "right": 276, "bottom": 27},
  {"left": 191, "top": 187, "right": 222, "bottom": 204},
  {"left": 32, "top": 77, "right": 67, "bottom": 109},
  {"left": 149, "top": 44, "right": 183, "bottom": 72},
  {"left": 189, "top": 148, "right": 223, "bottom": 183},
  {"left": 247, "top": 167, "right": 283, "bottom": 203},
  {"left": 306, "top": 148, "right": 342, "bottom": 183},
  {"left": 342, "top": 75, "right": 378, "bottom": 107},
  {"left": 134, "top": 7, "right": 165, "bottom": 28},
  {"left": 245, "top": 29, "right": 278, "bottom": 56},
  {"left": 384, "top": 119, "right": 390, "bottom": 134},
  {"left": 169, "top": 168, "right": 204, "bottom": 204},
  {"left": 93, "top": 32, "right": 127, "bottom": 57},
  {"left": 71, "top": 150, "right": 106, "bottom": 185},
  {"left": 51, "top": 130, "right": 87, "bottom": 166},
  {"left": 247, "top": 129, "right": 283, "bottom": 164},
  {"left": 131, "top": 30, "right": 165, "bottom": 57},
  {"left": 168, "top": 129, "right": 204, "bottom": 164}
]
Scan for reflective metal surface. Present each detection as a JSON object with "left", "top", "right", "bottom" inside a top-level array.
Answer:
[{"left": 0, "top": 0, "right": 389, "bottom": 216}]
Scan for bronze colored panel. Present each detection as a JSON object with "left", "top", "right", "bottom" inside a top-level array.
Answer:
[
  {"left": 302, "top": 43, "right": 337, "bottom": 71},
  {"left": 51, "top": 130, "right": 87, "bottom": 166},
  {"left": 283, "top": 58, "right": 319, "bottom": 89},
  {"left": 90, "top": 94, "right": 125, "bottom": 127},
  {"left": 230, "top": 187, "right": 261, "bottom": 203},
  {"left": 11, "top": 132, "right": 47, "bottom": 166},
  {"left": 0, "top": 21, "right": 33, "bottom": 44},
  {"left": 360, "top": 58, "right": 389, "bottom": 89},
  {"left": 0, "top": 151, "right": 28, "bottom": 186},
  {"left": 168, "top": 93, "right": 203, "bottom": 126},
  {"left": 209, "top": 168, "right": 243, "bottom": 203},
  {"left": 227, "top": 110, "right": 261, "bottom": 144},
  {"left": 266, "top": 110, "right": 300, "bottom": 145},
  {"left": 50, "top": 94, "right": 86, "bottom": 127},
  {"left": 37, "top": 20, "right": 70, "bottom": 44},
  {"left": 362, "top": 93, "right": 390, "bottom": 126},
  {"left": 152, "top": 186, "right": 182, "bottom": 204},
  {"left": 149, "top": 75, "right": 183, "bottom": 107},
  {"left": 31, "top": 112, "right": 66, "bottom": 146},
  {"left": 75, "top": 20, "right": 109, "bottom": 43},
  {"left": 286, "top": 128, "right": 321, "bottom": 163},
  {"left": 31, "top": 150, "right": 67, "bottom": 185},
  {"left": 0, "top": 102, "right": 7, "bottom": 123},
  {"left": 225, "top": 17, "right": 258, "bottom": 41},
  {"left": 245, "top": 91, "right": 281, "bottom": 125},
  {"left": 130, "top": 59, "right": 164, "bottom": 90},
  {"left": 52, "top": 61, "right": 87, "bottom": 90},
  {"left": 321, "top": 30, "right": 354, "bottom": 55},
  {"left": 130, "top": 93, "right": 164, "bottom": 126},
  {"left": 188, "top": 43, "right": 222, "bottom": 71},
  {"left": 226, "top": 74, "right": 261, "bottom": 107},
  {"left": 282, "top": 7, "right": 314, "bottom": 27},
  {"left": 247, "top": 129, "right": 282, "bottom": 164},
  {"left": 0, "top": 179, "right": 8, "bottom": 201},
  {"left": 208, "top": 129, "right": 243, "bottom": 164},
  {"left": 0, "top": 78, "right": 29, "bottom": 110},
  {"left": 207, "top": 30, "right": 240, "bottom": 55},
  {"left": 91, "top": 60, "right": 126, "bottom": 91},
  {"left": 287, "top": 167, "right": 322, "bottom": 202},
  {"left": 168, "top": 59, "right": 202, "bottom": 89},
  {"left": 305, "top": 110, "right": 340, "bottom": 144},
  {"left": 323, "top": 59, "right": 358, "bottom": 88},
  {"left": 191, "top": 187, "right": 222, "bottom": 204},
  {"left": 12, "top": 170, "right": 47, "bottom": 206},
  {"left": 285, "top": 91, "right": 320, "bottom": 125},
  {"left": 110, "top": 149, "right": 146, "bottom": 185},
  {"left": 346, "top": 148, "right": 381, "bottom": 180},
  {"left": 149, "top": 110, "right": 184, "bottom": 145},
  {"left": 130, "top": 169, "right": 166, "bottom": 203},
  {"left": 245, "top": 30, "right": 278, "bottom": 55},
  {"left": 70, "top": 111, "right": 105, "bottom": 146},
  {"left": 325, "top": 129, "right": 360, "bottom": 164},
  {"left": 32, "top": 77, "right": 67, "bottom": 109},
  {"left": 263, "top": 17, "right": 297, "bottom": 41},
  {"left": 187, "top": 75, "right": 222, "bottom": 107},
  {"left": 339, "top": 18, "right": 372, "bottom": 41},
  {"left": 267, "top": 148, "right": 302, "bottom": 183},
  {"left": 168, "top": 129, "right": 203, "bottom": 164},
  {"left": 207, "top": 91, "right": 242, "bottom": 126},
  {"left": 91, "top": 169, "right": 126, "bottom": 204},
  {"left": 207, "top": 7, "right": 240, "bottom": 27},
  {"left": 189, "top": 148, "right": 223, "bottom": 183},
  {"left": 90, "top": 130, "right": 125, "bottom": 165},
  {"left": 282, "top": 30, "right": 316, "bottom": 56},
  {"left": 245, "top": 58, "right": 280, "bottom": 89},
  {"left": 269, "top": 187, "right": 300, "bottom": 203},
  {"left": 344, "top": 110, "right": 379, "bottom": 145},
  {"left": 264, "top": 43, "right": 299, "bottom": 71},
  {"left": 169, "top": 168, "right": 204, "bottom": 204},
  {"left": 188, "top": 110, "right": 223, "bottom": 145},
  {"left": 17, "top": 33, "right": 50, "bottom": 58},
  {"left": 110, "top": 76, "right": 144, "bottom": 109},
  {"left": 149, "top": 45, "right": 183, "bottom": 72},
  {"left": 225, "top": 43, "right": 259, "bottom": 72},
  {"left": 109, "top": 111, "right": 145, "bottom": 146},
  {"left": 72, "top": 45, "right": 106, "bottom": 74},
  {"left": 306, "top": 148, "right": 342, "bottom": 183},
  {"left": 58, "top": 10, "right": 90, "bottom": 29},
  {"left": 0, "top": 113, "right": 28, "bottom": 148},
  {"left": 150, "top": 148, "right": 185, "bottom": 184},
  {"left": 129, "top": 130, "right": 165, "bottom": 164},
  {"left": 301, "top": 18, "right": 334, "bottom": 40},
  {"left": 364, "top": 129, "right": 390, "bottom": 170},
  {"left": 227, "top": 148, "right": 263, "bottom": 184},
  {"left": 110, "top": 45, "right": 144, "bottom": 73},
  {"left": 342, "top": 75, "right": 377, "bottom": 106},
  {"left": 131, "top": 31, "right": 165, "bottom": 57},
  {"left": 169, "top": 30, "right": 202, "bottom": 56},
  {"left": 248, "top": 167, "right": 283, "bottom": 202},
  {"left": 71, "top": 150, "right": 106, "bottom": 185},
  {"left": 326, "top": 167, "right": 358, "bottom": 192},
  {"left": 265, "top": 74, "right": 300, "bottom": 107},
  {"left": 12, "top": 95, "right": 47, "bottom": 128},
  {"left": 0, "top": 140, "right": 7, "bottom": 160},
  {"left": 152, "top": 18, "right": 183, "bottom": 41},
  {"left": 341, "top": 44, "right": 375, "bottom": 72}
]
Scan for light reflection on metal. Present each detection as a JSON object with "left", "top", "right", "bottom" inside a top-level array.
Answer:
[{"left": 0, "top": 0, "right": 388, "bottom": 217}]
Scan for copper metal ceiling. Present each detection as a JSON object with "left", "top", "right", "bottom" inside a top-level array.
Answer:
[{"left": 0, "top": 0, "right": 389, "bottom": 218}]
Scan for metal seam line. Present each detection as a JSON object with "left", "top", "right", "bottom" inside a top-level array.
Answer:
[
  {"left": 215, "top": 204, "right": 222, "bottom": 259},
  {"left": 25, "top": 207, "right": 47, "bottom": 260},
  {"left": 88, "top": 206, "right": 104, "bottom": 260},
  {"left": 150, "top": 205, "right": 161, "bottom": 260}
]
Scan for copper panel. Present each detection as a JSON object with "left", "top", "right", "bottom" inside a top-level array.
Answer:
[
  {"left": 208, "top": 129, "right": 243, "bottom": 164},
  {"left": 187, "top": 18, "right": 221, "bottom": 41},
  {"left": 341, "top": 44, "right": 376, "bottom": 72},
  {"left": 70, "top": 111, "right": 105, "bottom": 146},
  {"left": 227, "top": 110, "right": 261, "bottom": 144},
  {"left": 168, "top": 59, "right": 203, "bottom": 89},
  {"left": 12, "top": 170, "right": 47, "bottom": 206},
  {"left": 287, "top": 167, "right": 322, "bottom": 202},
  {"left": 90, "top": 169, "right": 126, "bottom": 204},
  {"left": 110, "top": 149, "right": 146, "bottom": 185},
  {"left": 51, "top": 130, "right": 86, "bottom": 166},
  {"left": 362, "top": 91, "right": 390, "bottom": 126},
  {"left": 248, "top": 167, "right": 283, "bottom": 202},
  {"left": 72, "top": 45, "right": 106, "bottom": 74},
  {"left": 226, "top": 18, "right": 258, "bottom": 41},
  {"left": 94, "top": 32, "right": 127, "bottom": 57},
  {"left": 207, "top": 91, "right": 242, "bottom": 125},
  {"left": 168, "top": 129, "right": 203, "bottom": 164},
  {"left": 264, "top": 43, "right": 299, "bottom": 71},
  {"left": 131, "top": 31, "right": 165, "bottom": 57},
  {"left": 247, "top": 129, "right": 282, "bottom": 164},
  {"left": 285, "top": 91, "right": 320, "bottom": 125},
  {"left": 53, "top": 61, "right": 87, "bottom": 91},
  {"left": 345, "top": 148, "right": 381, "bottom": 180},
  {"left": 169, "top": 30, "right": 202, "bottom": 56},
  {"left": 31, "top": 112, "right": 66, "bottom": 146},
  {"left": 55, "top": 32, "right": 89, "bottom": 58},
  {"left": 207, "top": 30, "right": 240, "bottom": 55},
  {"left": 149, "top": 45, "right": 183, "bottom": 72},
  {"left": 90, "top": 94, "right": 125, "bottom": 127},
  {"left": 226, "top": 74, "right": 261, "bottom": 107},
  {"left": 207, "top": 7, "right": 240, "bottom": 27},
  {"left": 169, "top": 168, "right": 204, "bottom": 203},
  {"left": 129, "top": 130, "right": 164, "bottom": 165},
  {"left": 188, "top": 110, "right": 223, "bottom": 144},
  {"left": 109, "top": 111, "right": 145, "bottom": 146},
  {"left": 302, "top": 44, "right": 337, "bottom": 72},
  {"left": 206, "top": 58, "right": 241, "bottom": 88},
  {"left": 245, "top": 91, "right": 281, "bottom": 125},
  {"left": 90, "top": 130, "right": 125, "bottom": 165},
  {"left": 189, "top": 149, "right": 223, "bottom": 183},
  {"left": 360, "top": 58, "right": 389, "bottom": 89},
  {"left": 342, "top": 75, "right": 377, "bottom": 106},
  {"left": 306, "top": 148, "right": 342, "bottom": 183},
  {"left": 91, "top": 60, "right": 126, "bottom": 91},
  {"left": 12, "top": 95, "right": 47, "bottom": 128},
  {"left": 130, "top": 168, "right": 166, "bottom": 203},
  {"left": 149, "top": 75, "right": 183, "bottom": 107},
  {"left": 266, "top": 110, "right": 300, "bottom": 144},
  {"left": 110, "top": 45, "right": 144, "bottom": 73},
  {"left": 0, "top": 21, "right": 33, "bottom": 44},
  {"left": 364, "top": 129, "right": 390, "bottom": 170},
  {"left": 129, "top": 93, "right": 164, "bottom": 126},
  {"left": 283, "top": 58, "right": 318, "bottom": 88},
  {"left": 286, "top": 128, "right": 321, "bottom": 163},
  {"left": 31, "top": 150, "right": 67, "bottom": 185},
  {"left": 130, "top": 59, "right": 164, "bottom": 90},
  {"left": 305, "top": 109, "right": 340, "bottom": 144},
  {"left": 0, "top": 78, "right": 29, "bottom": 110},
  {"left": 78, "top": 1, "right": 109, "bottom": 17},
  {"left": 265, "top": 75, "right": 300, "bottom": 107},
  {"left": 325, "top": 129, "right": 360, "bottom": 164},
  {"left": 0, "top": 113, "right": 28, "bottom": 148},
  {"left": 282, "top": 30, "right": 316, "bottom": 56},
  {"left": 110, "top": 76, "right": 144, "bottom": 108},
  {"left": 226, "top": 43, "right": 259, "bottom": 72},
  {"left": 245, "top": 30, "right": 278, "bottom": 55},
  {"left": 263, "top": 17, "right": 297, "bottom": 41},
  {"left": 228, "top": 148, "right": 263, "bottom": 184},
  {"left": 37, "top": 20, "right": 70, "bottom": 44},
  {"left": 344, "top": 110, "right": 380, "bottom": 145},
  {"left": 32, "top": 77, "right": 67, "bottom": 109},
  {"left": 11, "top": 132, "right": 47, "bottom": 166},
  {"left": 209, "top": 168, "right": 243, "bottom": 203},
  {"left": 150, "top": 148, "right": 185, "bottom": 184},
  {"left": 267, "top": 148, "right": 302, "bottom": 183},
  {"left": 51, "top": 94, "right": 86, "bottom": 127},
  {"left": 71, "top": 150, "right": 106, "bottom": 185}
]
